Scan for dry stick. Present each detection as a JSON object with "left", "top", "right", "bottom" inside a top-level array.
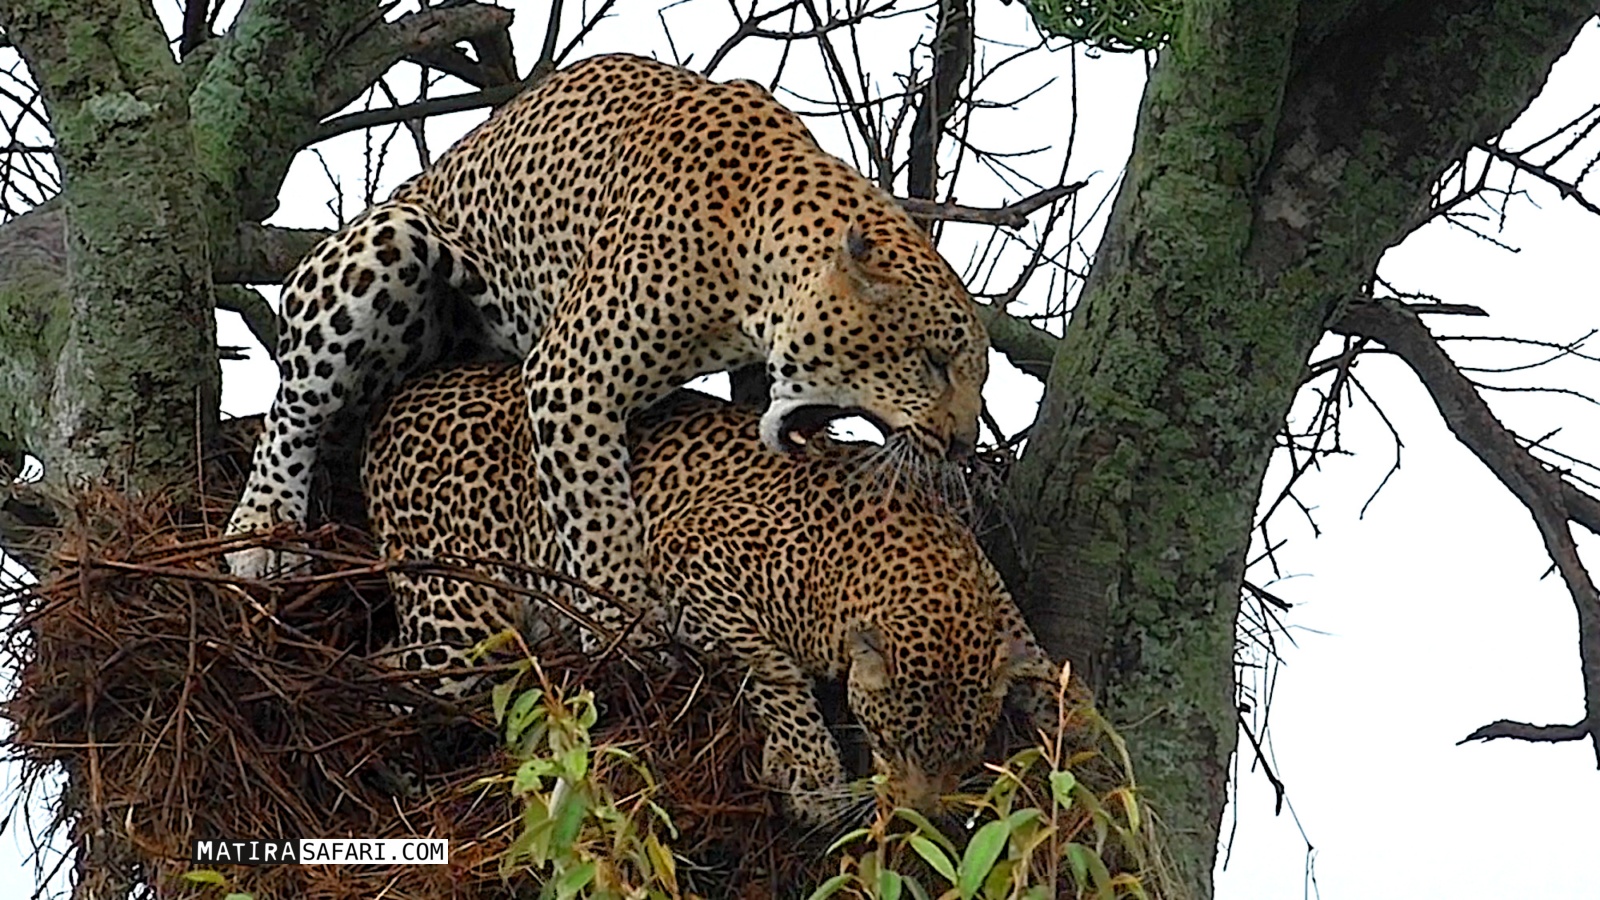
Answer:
[
  {"left": 1482, "top": 144, "right": 1600, "bottom": 216},
  {"left": 899, "top": 181, "right": 1087, "bottom": 229},
  {"left": 1332, "top": 299, "right": 1600, "bottom": 765}
]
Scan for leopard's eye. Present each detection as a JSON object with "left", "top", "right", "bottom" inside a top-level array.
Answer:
[{"left": 923, "top": 347, "right": 952, "bottom": 387}]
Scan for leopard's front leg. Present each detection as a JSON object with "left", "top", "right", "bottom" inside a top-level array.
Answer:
[
  {"left": 648, "top": 515, "right": 857, "bottom": 825},
  {"left": 519, "top": 315, "right": 670, "bottom": 653},
  {"left": 742, "top": 655, "right": 857, "bottom": 824}
]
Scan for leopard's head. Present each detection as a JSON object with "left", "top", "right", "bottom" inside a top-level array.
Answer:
[
  {"left": 841, "top": 520, "right": 1029, "bottom": 815},
  {"left": 761, "top": 217, "right": 987, "bottom": 462}
]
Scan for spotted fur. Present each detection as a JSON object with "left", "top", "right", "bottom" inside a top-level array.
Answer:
[
  {"left": 223, "top": 54, "right": 988, "bottom": 648},
  {"left": 363, "top": 364, "right": 1058, "bottom": 823}
]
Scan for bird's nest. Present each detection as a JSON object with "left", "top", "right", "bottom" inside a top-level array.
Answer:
[{"left": 0, "top": 426, "right": 1160, "bottom": 900}]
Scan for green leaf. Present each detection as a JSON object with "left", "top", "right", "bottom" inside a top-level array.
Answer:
[
  {"left": 878, "top": 867, "right": 904, "bottom": 900},
  {"left": 1085, "top": 850, "right": 1114, "bottom": 900},
  {"left": 1063, "top": 843, "right": 1093, "bottom": 891},
  {"left": 555, "top": 860, "right": 597, "bottom": 900},
  {"left": 826, "top": 826, "right": 872, "bottom": 856},
  {"left": 1005, "top": 808, "right": 1044, "bottom": 832},
  {"left": 805, "top": 873, "right": 855, "bottom": 900},
  {"left": 1108, "top": 787, "right": 1140, "bottom": 833},
  {"left": 492, "top": 678, "right": 519, "bottom": 727},
  {"left": 513, "top": 758, "right": 558, "bottom": 795},
  {"left": 575, "top": 691, "right": 599, "bottom": 730},
  {"left": 550, "top": 781, "right": 588, "bottom": 852},
  {"left": 893, "top": 808, "right": 958, "bottom": 854},
  {"left": 981, "top": 859, "right": 1014, "bottom": 900},
  {"left": 182, "top": 870, "right": 227, "bottom": 886},
  {"left": 907, "top": 834, "right": 957, "bottom": 885},
  {"left": 957, "top": 820, "right": 1011, "bottom": 900},
  {"left": 223, "top": 893, "right": 255, "bottom": 900},
  {"left": 904, "top": 874, "right": 933, "bottom": 900},
  {"left": 561, "top": 743, "right": 590, "bottom": 781},
  {"left": 506, "top": 689, "right": 545, "bottom": 747},
  {"left": 1049, "top": 770, "right": 1077, "bottom": 810}
]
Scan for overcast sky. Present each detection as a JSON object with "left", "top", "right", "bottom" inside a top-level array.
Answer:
[{"left": 4, "top": 3, "right": 1598, "bottom": 898}]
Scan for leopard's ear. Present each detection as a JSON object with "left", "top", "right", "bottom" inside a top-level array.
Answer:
[{"left": 849, "top": 624, "right": 891, "bottom": 690}]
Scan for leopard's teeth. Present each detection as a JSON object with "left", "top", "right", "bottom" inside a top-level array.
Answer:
[{"left": 788, "top": 429, "right": 808, "bottom": 446}]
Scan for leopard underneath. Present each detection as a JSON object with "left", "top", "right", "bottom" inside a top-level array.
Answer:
[
  {"left": 363, "top": 364, "right": 1060, "bottom": 823},
  {"left": 224, "top": 53, "right": 989, "bottom": 653}
]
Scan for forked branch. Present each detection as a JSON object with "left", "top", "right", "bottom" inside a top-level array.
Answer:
[{"left": 1332, "top": 299, "right": 1600, "bottom": 766}]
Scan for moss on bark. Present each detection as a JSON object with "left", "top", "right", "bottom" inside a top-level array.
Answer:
[
  {"left": 1006, "top": 2, "right": 1596, "bottom": 896},
  {"left": 0, "top": 0, "right": 218, "bottom": 487}
]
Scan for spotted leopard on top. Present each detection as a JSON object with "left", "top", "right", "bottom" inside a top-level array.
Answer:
[
  {"left": 363, "top": 364, "right": 1059, "bottom": 823},
  {"left": 223, "top": 54, "right": 989, "bottom": 650}
]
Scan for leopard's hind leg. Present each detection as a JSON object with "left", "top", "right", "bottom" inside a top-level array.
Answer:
[{"left": 224, "top": 200, "right": 522, "bottom": 577}]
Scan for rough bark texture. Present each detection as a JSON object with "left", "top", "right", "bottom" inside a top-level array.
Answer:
[
  {"left": 1006, "top": 2, "right": 1598, "bottom": 895},
  {"left": 0, "top": 0, "right": 219, "bottom": 487},
  {"left": 0, "top": 0, "right": 508, "bottom": 489}
]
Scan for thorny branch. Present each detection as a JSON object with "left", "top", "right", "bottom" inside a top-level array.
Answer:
[
  {"left": 1482, "top": 143, "right": 1600, "bottom": 217},
  {"left": 1332, "top": 299, "right": 1600, "bottom": 767}
]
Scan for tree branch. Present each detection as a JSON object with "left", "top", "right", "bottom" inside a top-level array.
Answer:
[
  {"left": 898, "top": 182, "right": 1086, "bottom": 228},
  {"left": 0, "top": 483, "right": 59, "bottom": 574},
  {"left": 308, "top": 82, "right": 524, "bottom": 147},
  {"left": 216, "top": 286, "right": 278, "bottom": 359},
  {"left": 179, "top": 0, "right": 210, "bottom": 57},
  {"left": 1481, "top": 143, "right": 1600, "bottom": 216},
  {"left": 312, "top": 2, "right": 516, "bottom": 122},
  {"left": 189, "top": 0, "right": 514, "bottom": 223},
  {"left": 907, "top": 0, "right": 972, "bottom": 207},
  {"left": 1457, "top": 719, "right": 1590, "bottom": 746},
  {"left": 974, "top": 305, "right": 1058, "bottom": 382},
  {"left": 1332, "top": 299, "right": 1600, "bottom": 766},
  {"left": 214, "top": 222, "right": 330, "bottom": 284}
]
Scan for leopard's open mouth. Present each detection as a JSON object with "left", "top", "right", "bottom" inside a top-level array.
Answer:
[{"left": 775, "top": 404, "right": 890, "bottom": 454}]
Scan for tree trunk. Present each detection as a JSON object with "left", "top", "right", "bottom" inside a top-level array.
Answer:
[
  {"left": 0, "top": 0, "right": 218, "bottom": 488},
  {"left": 1007, "top": 2, "right": 1598, "bottom": 896}
]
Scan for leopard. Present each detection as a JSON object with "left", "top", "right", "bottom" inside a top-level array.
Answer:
[
  {"left": 362, "top": 363, "right": 1062, "bottom": 824},
  {"left": 223, "top": 53, "right": 989, "bottom": 652}
]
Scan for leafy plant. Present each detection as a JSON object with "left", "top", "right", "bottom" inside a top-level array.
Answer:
[
  {"left": 179, "top": 868, "right": 255, "bottom": 900},
  {"left": 485, "top": 657, "right": 689, "bottom": 900},
  {"left": 1019, "top": 0, "right": 1180, "bottom": 52},
  {"left": 808, "top": 665, "right": 1158, "bottom": 900}
]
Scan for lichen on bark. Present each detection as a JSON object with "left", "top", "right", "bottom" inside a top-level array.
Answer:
[
  {"left": 0, "top": 0, "right": 219, "bottom": 488},
  {"left": 1004, "top": 2, "right": 1598, "bottom": 896}
]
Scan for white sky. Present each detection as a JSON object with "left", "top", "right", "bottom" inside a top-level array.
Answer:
[{"left": 3, "top": 3, "right": 1598, "bottom": 898}]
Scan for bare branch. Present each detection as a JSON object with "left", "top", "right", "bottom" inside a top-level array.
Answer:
[
  {"left": 1458, "top": 719, "right": 1591, "bottom": 746},
  {"left": 899, "top": 181, "right": 1085, "bottom": 228},
  {"left": 536, "top": 0, "right": 565, "bottom": 75},
  {"left": 1332, "top": 299, "right": 1600, "bottom": 767},
  {"left": 215, "top": 222, "right": 331, "bottom": 284},
  {"left": 179, "top": 0, "right": 210, "bottom": 57},
  {"left": 974, "top": 305, "right": 1057, "bottom": 382},
  {"left": 410, "top": 46, "right": 501, "bottom": 89},
  {"left": 907, "top": 0, "right": 972, "bottom": 206},
  {"left": 1482, "top": 144, "right": 1600, "bottom": 216},
  {"left": 312, "top": 2, "right": 517, "bottom": 122},
  {"left": 0, "top": 483, "right": 56, "bottom": 578},
  {"left": 309, "top": 83, "right": 523, "bottom": 148},
  {"left": 215, "top": 286, "right": 278, "bottom": 360}
]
